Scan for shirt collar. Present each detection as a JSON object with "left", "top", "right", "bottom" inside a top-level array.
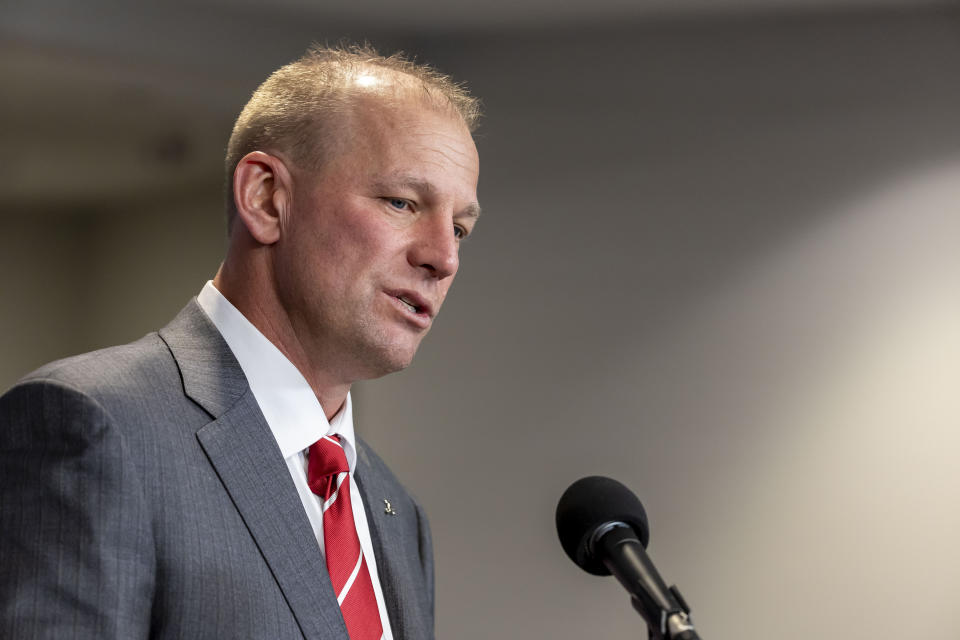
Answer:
[{"left": 196, "top": 281, "right": 357, "bottom": 470}]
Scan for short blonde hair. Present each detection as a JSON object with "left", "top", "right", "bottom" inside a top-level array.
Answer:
[{"left": 224, "top": 43, "right": 481, "bottom": 229}]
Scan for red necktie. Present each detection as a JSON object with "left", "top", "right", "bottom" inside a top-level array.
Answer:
[{"left": 307, "top": 435, "right": 383, "bottom": 640}]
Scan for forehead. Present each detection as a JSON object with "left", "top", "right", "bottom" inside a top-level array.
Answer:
[{"left": 321, "top": 95, "right": 479, "bottom": 196}]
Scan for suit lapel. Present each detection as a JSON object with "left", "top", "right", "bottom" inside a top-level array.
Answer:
[
  {"left": 356, "top": 464, "right": 406, "bottom": 640},
  {"left": 160, "top": 301, "right": 349, "bottom": 640},
  {"left": 197, "top": 396, "right": 347, "bottom": 640},
  {"left": 355, "top": 442, "right": 433, "bottom": 640}
]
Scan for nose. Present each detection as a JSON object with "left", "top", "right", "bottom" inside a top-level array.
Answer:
[{"left": 409, "top": 214, "right": 459, "bottom": 280}]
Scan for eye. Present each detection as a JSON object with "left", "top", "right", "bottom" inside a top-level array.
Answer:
[
  {"left": 453, "top": 224, "right": 468, "bottom": 240},
  {"left": 386, "top": 197, "right": 410, "bottom": 211}
]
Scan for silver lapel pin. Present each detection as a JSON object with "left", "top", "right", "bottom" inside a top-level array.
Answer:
[{"left": 383, "top": 498, "right": 397, "bottom": 516}]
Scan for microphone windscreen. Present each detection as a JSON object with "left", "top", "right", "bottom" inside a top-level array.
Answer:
[{"left": 556, "top": 476, "right": 650, "bottom": 576}]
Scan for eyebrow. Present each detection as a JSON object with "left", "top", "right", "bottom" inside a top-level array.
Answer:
[
  {"left": 460, "top": 202, "right": 483, "bottom": 220},
  {"left": 374, "top": 176, "right": 482, "bottom": 219}
]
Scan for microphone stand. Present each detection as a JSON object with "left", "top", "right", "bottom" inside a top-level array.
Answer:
[
  {"left": 631, "top": 596, "right": 699, "bottom": 640},
  {"left": 597, "top": 526, "right": 702, "bottom": 640}
]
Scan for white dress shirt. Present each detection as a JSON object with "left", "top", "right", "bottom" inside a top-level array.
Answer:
[{"left": 197, "top": 281, "right": 393, "bottom": 639}]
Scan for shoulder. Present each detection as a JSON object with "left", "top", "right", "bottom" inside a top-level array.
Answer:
[
  {"left": 1, "top": 333, "right": 179, "bottom": 443},
  {"left": 24, "top": 332, "right": 168, "bottom": 381},
  {"left": 7, "top": 298, "right": 219, "bottom": 409},
  {"left": 11, "top": 332, "right": 178, "bottom": 408}
]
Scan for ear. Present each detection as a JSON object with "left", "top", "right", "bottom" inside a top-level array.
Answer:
[{"left": 232, "top": 151, "right": 293, "bottom": 245}]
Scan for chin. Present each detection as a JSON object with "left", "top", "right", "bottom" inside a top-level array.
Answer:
[
  {"left": 355, "top": 342, "right": 419, "bottom": 380},
  {"left": 347, "top": 322, "right": 426, "bottom": 379}
]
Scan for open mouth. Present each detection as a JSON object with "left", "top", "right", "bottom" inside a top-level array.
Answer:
[
  {"left": 386, "top": 290, "right": 433, "bottom": 324},
  {"left": 394, "top": 294, "right": 425, "bottom": 314},
  {"left": 395, "top": 294, "right": 421, "bottom": 314}
]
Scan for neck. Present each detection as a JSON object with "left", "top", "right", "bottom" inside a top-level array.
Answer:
[{"left": 213, "top": 256, "right": 351, "bottom": 421}]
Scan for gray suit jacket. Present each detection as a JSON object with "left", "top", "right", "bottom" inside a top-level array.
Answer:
[{"left": 0, "top": 300, "right": 435, "bottom": 639}]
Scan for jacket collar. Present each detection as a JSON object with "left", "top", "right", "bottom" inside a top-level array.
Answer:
[{"left": 158, "top": 298, "right": 248, "bottom": 419}]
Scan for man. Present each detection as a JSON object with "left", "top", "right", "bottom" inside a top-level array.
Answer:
[{"left": 0, "top": 44, "right": 481, "bottom": 639}]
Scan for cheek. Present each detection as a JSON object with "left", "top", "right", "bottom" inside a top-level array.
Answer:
[
  {"left": 288, "top": 200, "right": 407, "bottom": 294},
  {"left": 344, "top": 223, "right": 408, "bottom": 273},
  {"left": 324, "top": 204, "right": 387, "bottom": 251}
]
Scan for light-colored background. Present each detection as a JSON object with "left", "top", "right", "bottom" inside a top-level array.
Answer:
[{"left": 3, "top": 2, "right": 960, "bottom": 638}]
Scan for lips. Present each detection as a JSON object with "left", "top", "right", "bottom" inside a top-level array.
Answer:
[
  {"left": 396, "top": 295, "right": 419, "bottom": 314},
  {"left": 385, "top": 289, "right": 435, "bottom": 325}
]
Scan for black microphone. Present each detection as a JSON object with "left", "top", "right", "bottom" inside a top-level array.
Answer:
[{"left": 556, "top": 476, "right": 702, "bottom": 640}]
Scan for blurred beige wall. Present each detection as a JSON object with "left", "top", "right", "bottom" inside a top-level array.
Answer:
[
  {"left": 1, "top": 195, "right": 226, "bottom": 385},
  {"left": 3, "top": 9, "right": 959, "bottom": 639}
]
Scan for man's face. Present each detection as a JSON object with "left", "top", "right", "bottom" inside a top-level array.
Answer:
[{"left": 273, "top": 96, "right": 480, "bottom": 383}]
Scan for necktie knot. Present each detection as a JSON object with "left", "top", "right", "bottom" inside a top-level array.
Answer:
[{"left": 307, "top": 435, "right": 349, "bottom": 497}]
